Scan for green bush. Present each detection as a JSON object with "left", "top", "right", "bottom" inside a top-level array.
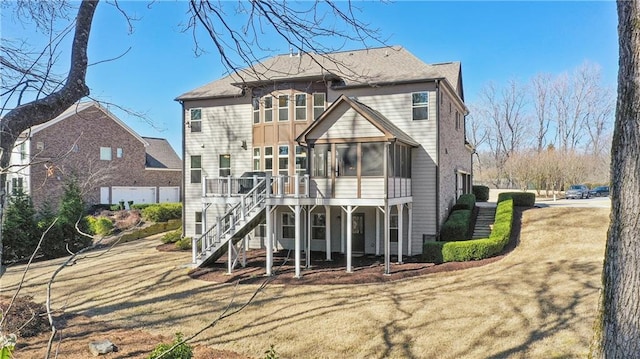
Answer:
[
  {"left": 131, "top": 203, "right": 153, "bottom": 210},
  {"left": 175, "top": 237, "right": 192, "bottom": 250},
  {"left": 161, "top": 229, "right": 182, "bottom": 244},
  {"left": 440, "top": 209, "right": 472, "bottom": 241},
  {"left": 456, "top": 193, "right": 476, "bottom": 210},
  {"left": 472, "top": 185, "right": 490, "bottom": 202},
  {"left": 424, "top": 199, "right": 514, "bottom": 263},
  {"left": 141, "top": 203, "right": 182, "bottom": 222},
  {"left": 497, "top": 192, "right": 535, "bottom": 206},
  {"left": 2, "top": 188, "right": 39, "bottom": 263},
  {"left": 148, "top": 332, "right": 193, "bottom": 359},
  {"left": 86, "top": 216, "right": 114, "bottom": 236},
  {"left": 120, "top": 219, "right": 182, "bottom": 243}
]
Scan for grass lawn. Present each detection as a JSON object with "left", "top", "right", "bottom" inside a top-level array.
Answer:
[{"left": 1, "top": 207, "right": 608, "bottom": 358}]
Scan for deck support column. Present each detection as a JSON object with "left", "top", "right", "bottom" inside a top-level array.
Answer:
[
  {"left": 397, "top": 204, "right": 404, "bottom": 264},
  {"left": 265, "top": 204, "right": 273, "bottom": 276},
  {"left": 384, "top": 204, "right": 390, "bottom": 275},
  {"left": 325, "top": 206, "right": 332, "bottom": 261},
  {"left": 346, "top": 205, "right": 353, "bottom": 273},
  {"left": 375, "top": 208, "right": 381, "bottom": 256},
  {"left": 407, "top": 203, "right": 413, "bottom": 257},
  {"left": 306, "top": 205, "right": 317, "bottom": 268},
  {"left": 294, "top": 204, "right": 302, "bottom": 278}
]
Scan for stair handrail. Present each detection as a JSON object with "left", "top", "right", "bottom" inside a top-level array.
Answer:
[{"left": 192, "top": 178, "right": 268, "bottom": 263}]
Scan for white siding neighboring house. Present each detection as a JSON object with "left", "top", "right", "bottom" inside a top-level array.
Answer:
[{"left": 176, "top": 46, "right": 472, "bottom": 276}]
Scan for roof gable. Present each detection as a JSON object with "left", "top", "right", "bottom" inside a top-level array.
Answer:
[
  {"left": 29, "top": 102, "right": 148, "bottom": 146},
  {"left": 298, "top": 95, "right": 418, "bottom": 147},
  {"left": 143, "top": 137, "right": 182, "bottom": 169}
]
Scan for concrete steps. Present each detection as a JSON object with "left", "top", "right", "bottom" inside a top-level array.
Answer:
[{"left": 472, "top": 205, "right": 496, "bottom": 239}]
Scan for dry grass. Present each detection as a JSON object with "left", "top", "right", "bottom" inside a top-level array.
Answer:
[{"left": 0, "top": 207, "right": 608, "bottom": 358}]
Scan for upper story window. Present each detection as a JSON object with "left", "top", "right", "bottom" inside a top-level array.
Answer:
[
  {"left": 190, "top": 155, "right": 202, "bottom": 183},
  {"left": 190, "top": 108, "right": 202, "bottom": 132},
  {"left": 313, "top": 93, "right": 326, "bottom": 120},
  {"left": 295, "top": 94, "right": 307, "bottom": 121},
  {"left": 253, "top": 148, "right": 261, "bottom": 171},
  {"left": 336, "top": 143, "right": 357, "bottom": 177},
  {"left": 388, "top": 144, "right": 411, "bottom": 178},
  {"left": 20, "top": 143, "right": 27, "bottom": 161},
  {"left": 455, "top": 111, "right": 461, "bottom": 131},
  {"left": 219, "top": 154, "right": 231, "bottom": 177},
  {"left": 116, "top": 148, "right": 123, "bottom": 158},
  {"left": 264, "top": 96, "right": 273, "bottom": 122},
  {"left": 312, "top": 144, "right": 330, "bottom": 177},
  {"left": 361, "top": 142, "right": 383, "bottom": 176},
  {"left": 412, "top": 92, "right": 429, "bottom": 120},
  {"left": 253, "top": 97, "right": 260, "bottom": 124},
  {"left": 264, "top": 146, "right": 273, "bottom": 171},
  {"left": 100, "top": 147, "right": 112, "bottom": 161},
  {"left": 278, "top": 95, "right": 289, "bottom": 121},
  {"left": 295, "top": 145, "right": 307, "bottom": 175},
  {"left": 278, "top": 145, "right": 289, "bottom": 176}
]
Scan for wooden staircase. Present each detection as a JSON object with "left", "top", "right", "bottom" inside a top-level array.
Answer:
[
  {"left": 192, "top": 179, "right": 267, "bottom": 267},
  {"left": 472, "top": 205, "right": 496, "bottom": 239}
]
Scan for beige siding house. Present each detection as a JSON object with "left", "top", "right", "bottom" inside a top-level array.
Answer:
[{"left": 176, "top": 46, "right": 473, "bottom": 276}]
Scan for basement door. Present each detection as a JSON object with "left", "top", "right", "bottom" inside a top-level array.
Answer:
[{"left": 352, "top": 213, "right": 365, "bottom": 253}]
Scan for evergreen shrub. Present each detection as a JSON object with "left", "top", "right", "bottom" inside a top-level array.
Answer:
[{"left": 472, "top": 185, "right": 490, "bottom": 202}]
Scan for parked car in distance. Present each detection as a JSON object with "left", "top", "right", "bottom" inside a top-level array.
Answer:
[
  {"left": 589, "top": 185, "right": 610, "bottom": 197},
  {"left": 565, "top": 184, "right": 590, "bottom": 199}
]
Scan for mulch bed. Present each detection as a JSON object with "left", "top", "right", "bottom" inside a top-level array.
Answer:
[{"left": 187, "top": 208, "right": 523, "bottom": 285}]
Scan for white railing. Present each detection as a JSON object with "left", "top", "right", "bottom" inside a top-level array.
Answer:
[
  {"left": 202, "top": 174, "right": 310, "bottom": 198},
  {"left": 192, "top": 178, "right": 268, "bottom": 264}
]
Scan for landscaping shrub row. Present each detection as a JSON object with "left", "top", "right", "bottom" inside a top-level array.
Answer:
[
  {"left": 423, "top": 199, "right": 514, "bottom": 263},
  {"left": 120, "top": 219, "right": 181, "bottom": 243},
  {"left": 497, "top": 192, "right": 535, "bottom": 206},
  {"left": 472, "top": 185, "right": 490, "bottom": 202},
  {"left": 141, "top": 203, "right": 182, "bottom": 222},
  {"left": 439, "top": 194, "right": 476, "bottom": 241}
]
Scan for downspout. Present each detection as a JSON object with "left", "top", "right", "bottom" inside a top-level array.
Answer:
[
  {"left": 179, "top": 100, "right": 186, "bottom": 238},
  {"left": 435, "top": 80, "right": 441, "bottom": 235}
]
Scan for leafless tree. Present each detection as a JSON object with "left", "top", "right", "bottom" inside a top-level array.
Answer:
[
  {"left": 531, "top": 73, "right": 554, "bottom": 153},
  {"left": 590, "top": 1, "right": 640, "bottom": 357}
]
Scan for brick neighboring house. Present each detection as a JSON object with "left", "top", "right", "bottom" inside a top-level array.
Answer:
[
  {"left": 176, "top": 45, "right": 473, "bottom": 276},
  {"left": 7, "top": 102, "right": 182, "bottom": 210}
]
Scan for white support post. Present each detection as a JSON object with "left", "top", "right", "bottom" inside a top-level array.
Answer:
[
  {"left": 227, "top": 237, "right": 233, "bottom": 274},
  {"left": 384, "top": 204, "right": 390, "bottom": 275},
  {"left": 294, "top": 205, "right": 302, "bottom": 278},
  {"left": 265, "top": 205, "right": 273, "bottom": 276},
  {"left": 340, "top": 212, "right": 345, "bottom": 254},
  {"left": 227, "top": 175, "right": 232, "bottom": 197},
  {"left": 397, "top": 204, "right": 404, "bottom": 264},
  {"left": 215, "top": 216, "right": 221, "bottom": 250},
  {"left": 375, "top": 208, "right": 381, "bottom": 256},
  {"left": 407, "top": 203, "right": 413, "bottom": 257},
  {"left": 294, "top": 174, "right": 300, "bottom": 198},
  {"left": 306, "top": 206, "right": 314, "bottom": 269},
  {"left": 346, "top": 205, "right": 353, "bottom": 273},
  {"left": 202, "top": 177, "right": 207, "bottom": 197},
  {"left": 325, "top": 205, "right": 332, "bottom": 261},
  {"left": 241, "top": 236, "right": 247, "bottom": 267},
  {"left": 192, "top": 238, "right": 197, "bottom": 264}
]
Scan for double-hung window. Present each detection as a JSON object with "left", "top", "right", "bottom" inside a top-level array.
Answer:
[
  {"left": 190, "top": 109, "right": 202, "bottom": 132},
  {"left": 252, "top": 97, "right": 260, "bottom": 124},
  {"left": 219, "top": 154, "right": 231, "bottom": 177},
  {"left": 264, "top": 147, "right": 273, "bottom": 171},
  {"left": 295, "top": 94, "right": 306, "bottom": 121},
  {"left": 282, "top": 212, "right": 295, "bottom": 239},
  {"left": 295, "top": 145, "right": 307, "bottom": 175},
  {"left": 312, "top": 213, "right": 326, "bottom": 240},
  {"left": 412, "top": 92, "right": 429, "bottom": 120},
  {"left": 190, "top": 155, "right": 202, "bottom": 183},
  {"left": 278, "top": 95, "right": 289, "bottom": 121},
  {"left": 313, "top": 93, "right": 326, "bottom": 119},
  {"left": 278, "top": 145, "right": 289, "bottom": 177},
  {"left": 253, "top": 148, "right": 261, "bottom": 171},
  {"left": 195, "top": 212, "right": 203, "bottom": 235},
  {"left": 264, "top": 96, "right": 273, "bottom": 122}
]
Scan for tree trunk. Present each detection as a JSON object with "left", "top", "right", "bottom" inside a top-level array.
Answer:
[
  {"left": 591, "top": 1, "right": 640, "bottom": 357},
  {"left": 0, "top": 0, "right": 99, "bottom": 272}
]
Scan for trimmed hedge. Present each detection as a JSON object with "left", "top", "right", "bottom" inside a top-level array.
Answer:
[
  {"left": 472, "top": 185, "right": 490, "bottom": 202},
  {"left": 440, "top": 209, "right": 472, "bottom": 241},
  {"left": 141, "top": 203, "right": 182, "bottom": 222},
  {"left": 131, "top": 203, "right": 153, "bottom": 210},
  {"left": 423, "top": 199, "right": 514, "bottom": 263},
  {"left": 161, "top": 228, "right": 182, "bottom": 244},
  {"left": 120, "top": 219, "right": 182, "bottom": 243},
  {"left": 86, "top": 216, "right": 114, "bottom": 236},
  {"left": 456, "top": 193, "right": 476, "bottom": 210},
  {"left": 497, "top": 192, "right": 535, "bottom": 207}
]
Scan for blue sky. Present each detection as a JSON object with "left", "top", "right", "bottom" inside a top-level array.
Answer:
[{"left": 2, "top": 1, "right": 618, "bottom": 156}]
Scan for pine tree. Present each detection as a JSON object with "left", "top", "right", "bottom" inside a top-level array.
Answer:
[{"left": 2, "top": 188, "right": 38, "bottom": 262}]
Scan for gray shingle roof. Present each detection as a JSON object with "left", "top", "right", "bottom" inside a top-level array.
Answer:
[
  {"left": 143, "top": 137, "right": 182, "bottom": 169},
  {"left": 176, "top": 46, "right": 463, "bottom": 100}
]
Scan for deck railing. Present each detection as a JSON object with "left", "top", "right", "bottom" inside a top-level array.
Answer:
[{"left": 202, "top": 174, "right": 310, "bottom": 198}]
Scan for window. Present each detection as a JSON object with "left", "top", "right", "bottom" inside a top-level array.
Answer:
[
  {"left": 190, "top": 155, "right": 202, "bottom": 183},
  {"left": 36, "top": 142, "right": 44, "bottom": 150},
  {"left": 219, "top": 154, "right": 231, "bottom": 177},
  {"left": 312, "top": 213, "right": 326, "bottom": 240},
  {"left": 278, "top": 95, "right": 289, "bottom": 121},
  {"left": 264, "top": 96, "right": 273, "bottom": 122},
  {"left": 361, "top": 142, "right": 383, "bottom": 176},
  {"left": 295, "top": 94, "right": 306, "bottom": 121},
  {"left": 412, "top": 92, "right": 429, "bottom": 120},
  {"left": 312, "top": 144, "right": 330, "bottom": 177},
  {"left": 336, "top": 143, "right": 357, "bottom": 177},
  {"left": 20, "top": 143, "right": 26, "bottom": 161},
  {"left": 278, "top": 145, "right": 289, "bottom": 177},
  {"left": 253, "top": 148, "right": 261, "bottom": 171},
  {"left": 313, "top": 93, "right": 326, "bottom": 119},
  {"left": 195, "top": 212, "right": 203, "bottom": 235},
  {"left": 190, "top": 108, "right": 202, "bottom": 132},
  {"left": 455, "top": 111, "right": 461, "bottom": 131},
  {"left": 11, "top": 178, "right": 23, "bottom": 194},
  {"left": 282, "top": 212, "right": 295, "bottom": 239},
  {"left": 295, "top": 146, "right": 307, "bottom": 175},
  {"left": 264, "top": 146, "right": 273, "bottom": 171},
  {"left": 100, "top": 147, "right": 112, "bottom": 161},
  {"left": 390, "top": 212, "right": 398, "bottom": 242},
  {"left": 116, "top": 148, "right": 123, "bottom": 158},
  {"left": 252, "top": 97, "right": 260, "bottom": 124}
]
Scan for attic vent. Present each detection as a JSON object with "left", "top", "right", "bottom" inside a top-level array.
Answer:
[{"left": 36, "top": 141, "right": 44, "bottom": 150}]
